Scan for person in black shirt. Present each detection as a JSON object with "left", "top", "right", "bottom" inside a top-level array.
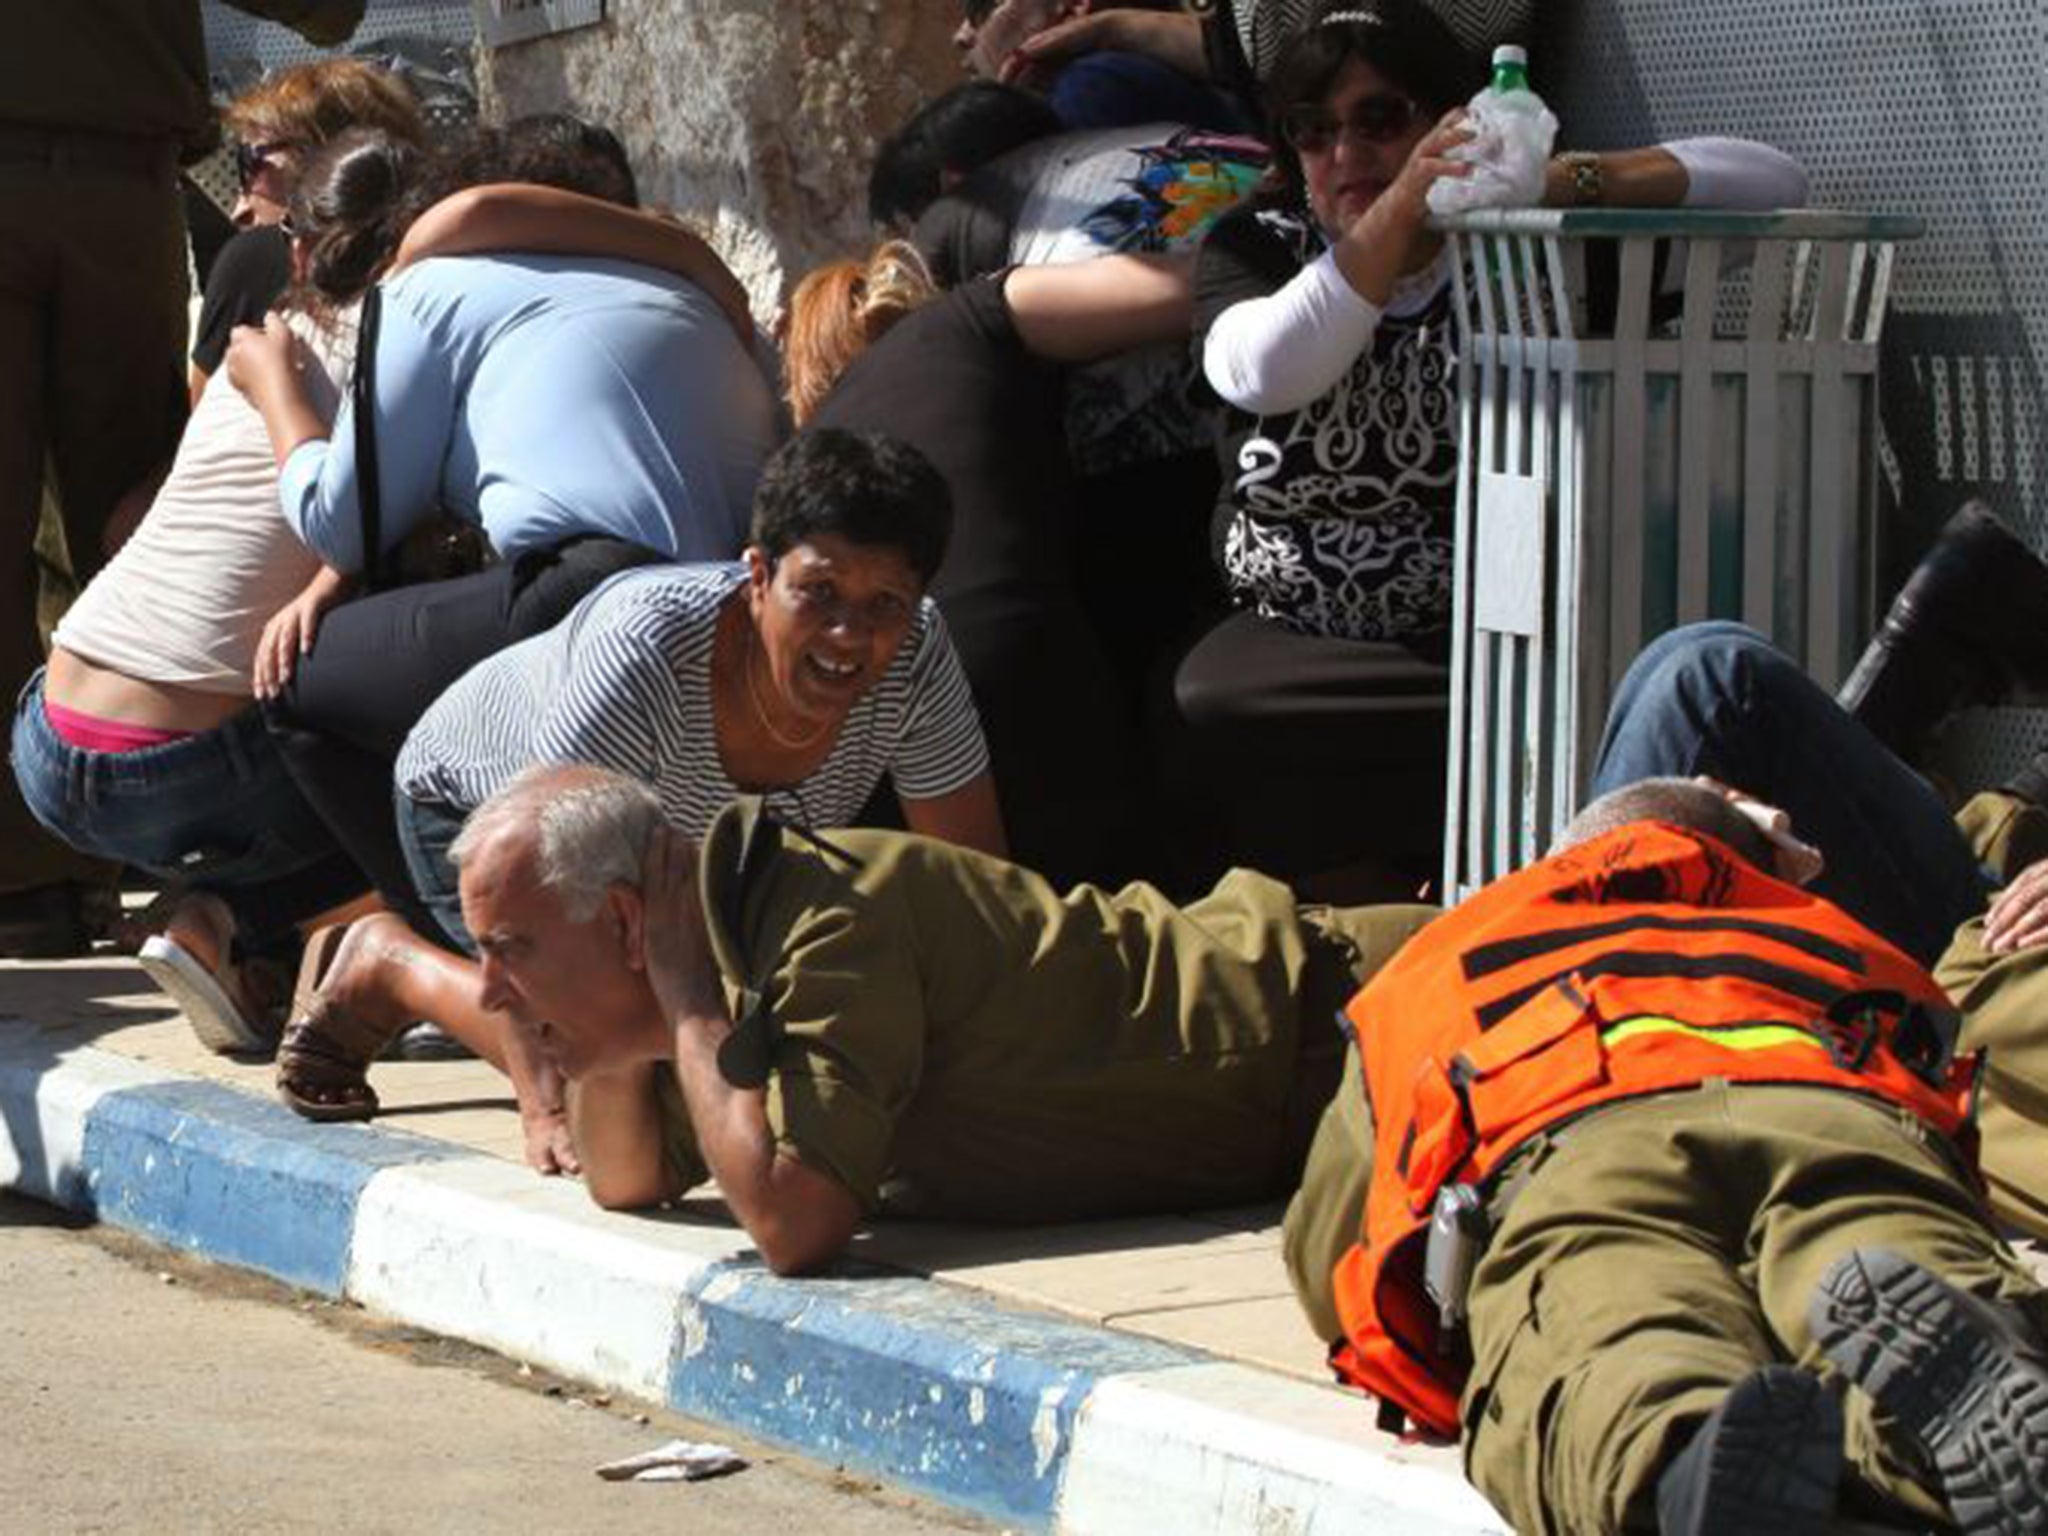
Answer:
[{"left": 789, "top": 243, "right": 1192, "bottom": 889}]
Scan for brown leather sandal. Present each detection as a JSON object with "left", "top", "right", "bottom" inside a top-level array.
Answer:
[
  {"left": 273, "top": 922, "right": 406, "bottom": 1123},
  {"left": 275, "top": 1000, "right": 406, "bottom": 1123}
]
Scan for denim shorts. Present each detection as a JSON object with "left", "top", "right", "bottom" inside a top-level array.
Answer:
[
  {"left": 394, "top": 788, "right": 474, "bottom": 955},
  {"left": 10, "top": 669, "right": 361, "bottom": 946}
]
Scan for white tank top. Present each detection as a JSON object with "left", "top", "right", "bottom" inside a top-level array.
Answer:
[{"left": 54, "top": 304, "right": 357, "bottom": 694}]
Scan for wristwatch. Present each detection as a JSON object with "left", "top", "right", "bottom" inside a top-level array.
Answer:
[{"left": 1558, "top": 151, "right": 1604, "bottom": 207}]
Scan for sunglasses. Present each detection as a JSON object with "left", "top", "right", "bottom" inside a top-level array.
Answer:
[
  {"left": 1280, "top": 93, "right": 1421, "bottom": 154},
  {"left": 233, "top": 139, "right": 295, "bottom": 192}
]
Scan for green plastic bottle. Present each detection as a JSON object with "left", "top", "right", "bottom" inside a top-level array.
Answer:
[{"left": 1490, "top": 44, "right": 1532, "bottom": 96}]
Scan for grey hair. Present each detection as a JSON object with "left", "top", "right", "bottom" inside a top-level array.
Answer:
[
  {"left": 1551, "top": 776, "right": 1776, "bottom": 871},
  {"left": 449, "top": 765, "right": 665, "bottom": 922}
]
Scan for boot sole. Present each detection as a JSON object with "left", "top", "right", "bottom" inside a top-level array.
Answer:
[
  {"left": 1660, "top": 1365, "right": 1843, "bottom": 1535},
  {"left": 1810, "top": 1248, "right": 2048, "bottom": 1535}
]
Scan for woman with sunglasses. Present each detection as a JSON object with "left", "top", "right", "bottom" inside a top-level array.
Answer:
[
  {"left": 1162, "top": 0, "right": 1806, "bottom": 899},
  {"left": 190, "top": 60, "right": 426, "bottom": 407}
]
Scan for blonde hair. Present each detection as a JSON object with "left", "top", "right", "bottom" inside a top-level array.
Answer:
[
  {"left": 783, "top": 241, "right": 937, "bottom": 426},
  {"left": 224, "top": 58, "right": 425, "bottom": 151}
]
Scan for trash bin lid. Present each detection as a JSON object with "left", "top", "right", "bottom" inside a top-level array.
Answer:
[{"left": 1431, "top": 208, "right": 1926, "bottom": 242}]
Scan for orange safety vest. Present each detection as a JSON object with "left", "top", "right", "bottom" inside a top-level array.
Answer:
[{"left": 1328, "top": 820, "right": 1979, "bottom": 1437}]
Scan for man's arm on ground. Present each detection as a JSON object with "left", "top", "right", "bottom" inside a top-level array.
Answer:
[
  {"left": 640, "top": 827, "right": 861, "bottom": 1273},
  {"left": 567, "top": 1063, "right": 679, "bottom": 1210}
]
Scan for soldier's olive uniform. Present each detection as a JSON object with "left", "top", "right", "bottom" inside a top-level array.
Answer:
[
  {"left": 1284, "top": 816, "right": 2048, "bottom": 1534},
  {"left": 652, "top": 803, "right": 1428, "bottom": 1221},
  {"left": 0, "top": 1, "right": 359, "bottom": 894},
  {"left": 1936, "top": 789, "right": 2048, "bottom": 1240}
]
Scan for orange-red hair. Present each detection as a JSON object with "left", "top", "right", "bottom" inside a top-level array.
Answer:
[{"left": 783, "top": 241, "right": 937, "bottom": 427}]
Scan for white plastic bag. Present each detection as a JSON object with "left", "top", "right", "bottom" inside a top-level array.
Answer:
[{"left": 1427, "top": 55, "right": 1559, "bottom": 217}]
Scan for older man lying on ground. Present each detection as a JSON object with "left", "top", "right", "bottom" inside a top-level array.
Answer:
[{"left": 443, "top": 761, "right": 1432, "bottom": 1274}]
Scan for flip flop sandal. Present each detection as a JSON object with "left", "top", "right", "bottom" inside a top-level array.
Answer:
[{"left": 137, "top": 934, "right": 268, "bottom": 1055}]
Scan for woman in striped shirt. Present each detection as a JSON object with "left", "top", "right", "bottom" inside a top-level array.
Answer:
[{"left": 276, "top": 430, "right": 1004, "bottom": 1172}]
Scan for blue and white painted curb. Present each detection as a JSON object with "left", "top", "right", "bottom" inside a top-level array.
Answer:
[{"left": 0, "top": 1033, "right": 1506, "bottom": 1534}]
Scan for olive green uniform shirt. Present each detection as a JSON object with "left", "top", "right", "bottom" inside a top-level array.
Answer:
[
  {"left": 658, "top": 803, "right": 1365, "bottom": 1222},
  {"left": 7, "top": 2, "right": 364, "bottom": 155}
]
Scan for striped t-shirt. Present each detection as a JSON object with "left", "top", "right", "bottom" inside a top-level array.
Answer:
[{"left": 394, "top": 563, "right": 989, "bottom": 833}]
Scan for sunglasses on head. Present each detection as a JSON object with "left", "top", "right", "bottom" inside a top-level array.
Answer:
[
  {"left": 1280, "top": 92, "right": 1420, "bottom": 154},
  {"left": 233, "top": 138, "right": 294, "bottom": 191}
]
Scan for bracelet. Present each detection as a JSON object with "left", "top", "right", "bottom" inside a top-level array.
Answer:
[{"left": 1558, "top": 151, "right": 1604, "bottom": 207}]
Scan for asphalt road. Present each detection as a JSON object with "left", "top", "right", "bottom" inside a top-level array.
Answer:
[{"left": 0, "top": 1193, "right": 992, "bottom": 1535}]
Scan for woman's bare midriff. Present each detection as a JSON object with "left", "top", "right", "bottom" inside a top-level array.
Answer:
[{"left": 44, "top": 648, "right": 252, "bottom": 734}]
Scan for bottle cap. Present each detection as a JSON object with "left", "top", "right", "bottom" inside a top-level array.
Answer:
[{"left": 1492, "top": 44, "right": 1528, "bottom": 66}]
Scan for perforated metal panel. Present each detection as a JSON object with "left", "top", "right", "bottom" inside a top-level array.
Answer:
[{"left": 1534, "top": 0, "right": 2048, "bottom": 787}]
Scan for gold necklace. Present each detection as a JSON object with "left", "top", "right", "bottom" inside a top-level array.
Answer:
[{"left": 741, "top": 620, "right": 830, "bottom": 751}]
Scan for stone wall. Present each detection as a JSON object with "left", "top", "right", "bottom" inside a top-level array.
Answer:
[{"left": 475, "top": 1, "right": 960, "bottom": 317}]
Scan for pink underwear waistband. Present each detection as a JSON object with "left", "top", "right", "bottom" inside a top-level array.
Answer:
[{"left": 43, "top": 696, "right": 196, "bottom": 753}]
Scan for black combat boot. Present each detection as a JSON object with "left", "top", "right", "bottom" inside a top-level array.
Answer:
[
  {"left": 1838, "top": 502, "right": 2048, "bottom": 763},
  {"left": 1656, "top": 1365, "right": 1845, "bottom": 1535},
  {"left": 1810, "top": 1248, "right": 2048, "bottom": 1536}
]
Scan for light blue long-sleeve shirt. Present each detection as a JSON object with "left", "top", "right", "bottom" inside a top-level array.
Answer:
[{"left": 278, "top": 253, "right": 780, "bottom": 570}]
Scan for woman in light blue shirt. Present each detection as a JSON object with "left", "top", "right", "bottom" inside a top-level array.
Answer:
[
  {"left": 229, "top": 122, "right": 781, "bottom": 931},
  {"left": 274, "top": 249, "right": 773, "bottom": 569}
]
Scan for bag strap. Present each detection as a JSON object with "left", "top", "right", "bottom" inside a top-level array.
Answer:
[{"left": 351, "top": 285, "right": 388, "bottom": 594}]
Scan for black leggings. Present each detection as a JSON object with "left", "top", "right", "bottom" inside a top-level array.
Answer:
[
  {"left": 263, "top": 535, "right": 661, "bottom": 927},
  {"left": 1156, "top": 610, "right": 1450, "bottom": 893}
]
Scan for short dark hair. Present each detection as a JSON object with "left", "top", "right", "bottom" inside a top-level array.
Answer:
[
  {"left": 868, "top": 80, "right": 1062, "bottom": 228},
  {"left": 411, "top": 112, "right": 639, "bottom": 222},
  {"left": 751, "top": 429, "right": 954, "bottom": 585},
  {"left": 1264, "top": 0, "right": 1488, "bottom": 205},
  {"left": 1553, "top": 778, "right": 1779, "bottom": 873},
  {"left": 500, "top": 112, "right": 639, "bottom": 208}
]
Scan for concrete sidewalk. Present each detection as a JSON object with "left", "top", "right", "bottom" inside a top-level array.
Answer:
[{"left": 0, "top": 956, "right": 1503, "bottom": 1534}]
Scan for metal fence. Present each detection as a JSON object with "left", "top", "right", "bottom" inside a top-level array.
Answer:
[
  {"left": 1440, "top": 209, "right": 1918, "bottom": 898},
  {"left": 1537, "top": 0, "right": 2048, "bottom": 790}
]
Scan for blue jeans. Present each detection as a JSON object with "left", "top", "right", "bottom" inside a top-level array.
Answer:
[
  {"left": 10, "top": 670, "right": 361, "bottom": 949},
  {"left": 1589, "top": 622, "right": 1989, "bottom": 968},
  {"left": 394, "top": 789, "right": 474, "bottom": 955}
]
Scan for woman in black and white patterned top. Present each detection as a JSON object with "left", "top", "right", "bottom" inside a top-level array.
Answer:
[
  {"left": 1165, "top": 0, "right": 1807, "bottom": 894},
  {"left": 275, "top": 432, "right": 1004, "bottom": 1170}
]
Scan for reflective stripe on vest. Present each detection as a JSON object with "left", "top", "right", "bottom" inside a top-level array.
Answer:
[{"left": 1326, "top": 820, "right": 1980, "bottom": 1438}]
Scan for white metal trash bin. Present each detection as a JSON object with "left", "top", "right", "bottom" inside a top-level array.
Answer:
[{"left": 1436, "top": 207, "right": 1924, "bottom": 901}]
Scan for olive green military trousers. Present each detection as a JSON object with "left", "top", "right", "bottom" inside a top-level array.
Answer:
[
  {"left": 1457, "top": 1081, "right": 2045, "bottom": 1533},
  {"left": 1938, "top": 790, "right": 2048, "bottom": 1240},
  {"left": 0, "top": 143, "right": 188, "bottom": 892}
]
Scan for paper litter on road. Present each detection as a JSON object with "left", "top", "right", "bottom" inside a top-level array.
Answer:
[{"left": 595, "top": 1438, "right": 747, "bottom": 1482}]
